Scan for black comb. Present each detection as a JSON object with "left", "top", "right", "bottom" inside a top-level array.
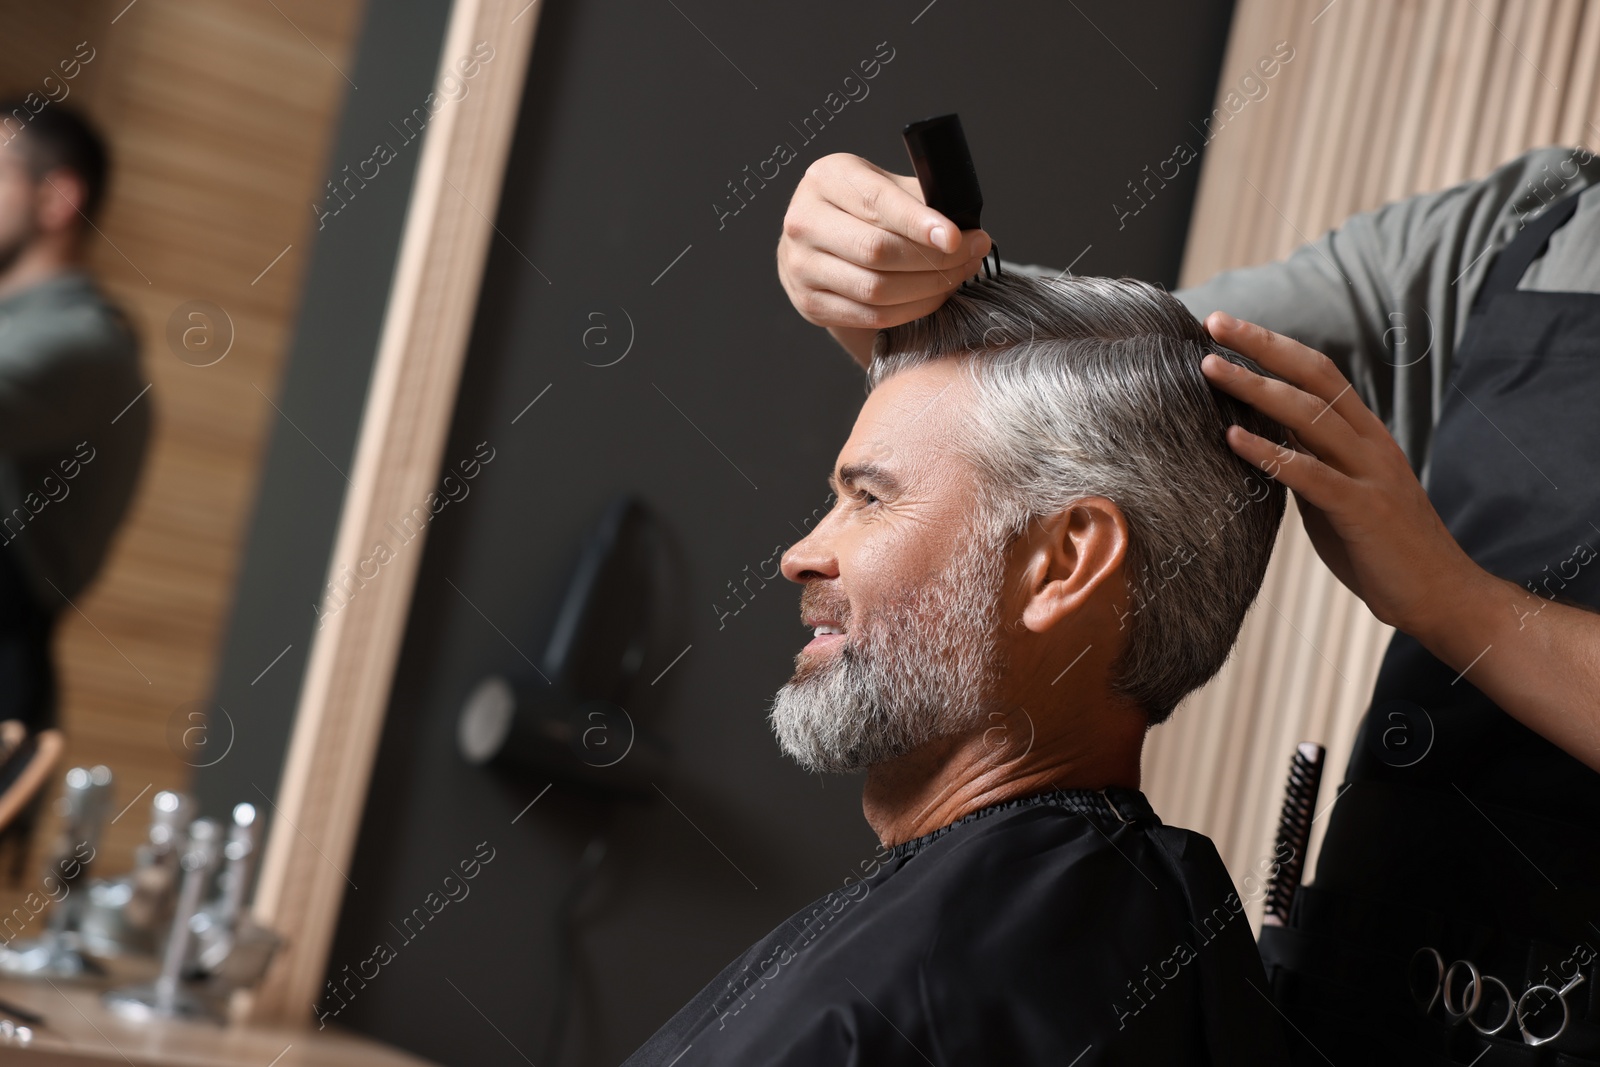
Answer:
[{"left": 902, "top": 113, "right": 1000, "bottom": 282}]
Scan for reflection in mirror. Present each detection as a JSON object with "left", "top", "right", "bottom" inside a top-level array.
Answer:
[{"left": 0, "top": 0, "right": 364, "bottom": 992}]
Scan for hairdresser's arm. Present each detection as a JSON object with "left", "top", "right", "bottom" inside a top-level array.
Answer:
[
  {"left": 777, "top": 153, "right": 994, "bottom": 369},
  {"left": 1174, "top": 146, "right": 1600, "bottom": 470},
  {"left": 1173, "top": 225, "right": 1394, "bottom": 423},
  {"left": 1203, "top": 313, "right": 1600, "bottom": 773}
]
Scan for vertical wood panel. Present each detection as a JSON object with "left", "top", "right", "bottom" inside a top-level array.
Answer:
[
  {"left": 1557, "top": 4, "right": 1600, "bottom": 145},
  {"left": 1155, "top": 0, "right": 1599, "bottom": 927},
  {"left": 1377, "top": 0, "right": 1445, "bottom": 203}
]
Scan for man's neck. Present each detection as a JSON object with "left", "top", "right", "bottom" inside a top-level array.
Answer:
[
  {"left": 860, "top": 699, "right": 1146, "bottom": 848},
  {"left": 0, "top": 243, "right": 79, "bottom": 303}
]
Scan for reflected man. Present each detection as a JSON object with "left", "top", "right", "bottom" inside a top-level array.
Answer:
[{"left": 0, "top": 101, "right": 150, "bottom": 730}]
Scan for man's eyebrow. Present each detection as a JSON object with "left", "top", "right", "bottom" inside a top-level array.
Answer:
[{"left": 828, "top": 461, "right": 903, "bottom": 497}]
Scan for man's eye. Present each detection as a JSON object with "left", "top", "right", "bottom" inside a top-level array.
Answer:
[{"left": 852, "top": 490, "right": 879, "bottom": 507}]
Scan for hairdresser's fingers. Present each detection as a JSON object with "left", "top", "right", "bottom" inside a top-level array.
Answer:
[
  {"left": 806, "top": 153, "right": 965, "bottom": 254},
  {"left": 1220, "top": 423, "right": 1348, "bottom": 509},
  {"left": 1200, "top": 352, "right": 1366, "bottom": 473},
  {"left": 789, "top": 285, "right": 976, "bottom": 332},
  {"left": 1223, "top": 417, "right": 1472, "bottom": 633},
  {"left": 1224, "top": 425, "right": 1362, "bottom": 596},
  {"left": 1204, "top": 313, "right": 1387, "bottom": 439},
  {"left": 882, "top": 172, "right": 997, "bottom": 268},
  {"left": 795, "top": 206, "right": 992, "bottom": 274},
  {"left": 797, "top": 248, "right": 989, "bottom": 312}
]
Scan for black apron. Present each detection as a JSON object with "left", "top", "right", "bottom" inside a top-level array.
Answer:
[{"left": 1260, "top": 188, "right": 1600, "bottom": 1065}]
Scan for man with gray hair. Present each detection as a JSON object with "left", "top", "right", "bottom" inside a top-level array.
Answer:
[{"left": 623, "top": 273, "right": 1293, "bottom": 1066}]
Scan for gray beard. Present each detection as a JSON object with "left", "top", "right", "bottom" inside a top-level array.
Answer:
[{"left": 767, "top": 521, "right": 1011, "bottom": 774}]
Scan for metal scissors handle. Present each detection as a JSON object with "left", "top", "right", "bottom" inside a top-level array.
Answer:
[
  {"left": 1517, "top": 970, "right": 1587, "bottom": 1047},
  {"left": 1409, "top": 946, "right": 1583, "bottom": 1046}
]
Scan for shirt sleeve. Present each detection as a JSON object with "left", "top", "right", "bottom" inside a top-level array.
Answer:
[{"left": 1175, "top": 146, "right": 1600, "bottom": 470}]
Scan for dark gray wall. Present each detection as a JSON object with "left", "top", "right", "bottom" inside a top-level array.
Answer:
[{"left": 309, "top": 1, "right": 1238, "bottom": 1065}]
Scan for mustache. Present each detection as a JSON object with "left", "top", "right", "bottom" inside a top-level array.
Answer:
[{"left": 799, "top": 581, "right": 851, "bottom": 630}]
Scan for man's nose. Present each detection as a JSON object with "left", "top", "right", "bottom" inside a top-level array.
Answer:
[{"left": 781, "top": 530, "right": 838, "bottom": 584}]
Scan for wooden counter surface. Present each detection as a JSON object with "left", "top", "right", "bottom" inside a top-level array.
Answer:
[{"left": 0, "top": 976, "right": 436, "bottom": 1067}]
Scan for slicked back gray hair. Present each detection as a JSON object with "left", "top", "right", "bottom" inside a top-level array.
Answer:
[{"left": 871, "top": 274, "right": 1287, "bottom": 725}]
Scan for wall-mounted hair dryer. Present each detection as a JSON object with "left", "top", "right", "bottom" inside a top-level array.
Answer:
[{"left": 456, "top": 495, "right": 669, "bottom": 798}]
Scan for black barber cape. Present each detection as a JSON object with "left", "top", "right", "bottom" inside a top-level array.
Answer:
[{"left": 623, "top": 787, "right": 1291, "bottom": 1066}]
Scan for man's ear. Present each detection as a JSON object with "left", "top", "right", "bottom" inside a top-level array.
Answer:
[
  {"left": 35, "top": 167, "right": 88, "bottom": 233},
  {"left": 1017, "top": 497, "right": 1130, "bottom": 634}
]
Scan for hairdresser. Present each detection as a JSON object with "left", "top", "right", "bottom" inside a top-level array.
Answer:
[
  {"left": 775, "top": 147, "right": 1600, "bottom": 1063},
  {"left": 0, "top": 101, "right": 150, "bottom": 733}
]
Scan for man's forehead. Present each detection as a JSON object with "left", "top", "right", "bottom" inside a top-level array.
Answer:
[{"left": 835, "top": 362, "right": 970, "bottom": 479}]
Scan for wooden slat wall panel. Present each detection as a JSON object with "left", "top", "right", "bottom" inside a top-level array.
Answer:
[
  {"left": 0, "top": 0, "right": 364, "bottom": 894},
  {"left": 1146, "top": 0, "right": 1600, "bottom": 928},
  {"left": 1559, "top": 6, "right": 1600, "bottom": 145}
]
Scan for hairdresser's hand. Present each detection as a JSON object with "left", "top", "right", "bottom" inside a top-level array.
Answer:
[
  {"left": 777, "top": 153, "right": 993, "bottom": 368},
  {"left": 1205, "top": 312, "right": 1600, "bottom": 773},
  {"left": 1198, "top": 312, "right": 1482, "bottom": 636}
]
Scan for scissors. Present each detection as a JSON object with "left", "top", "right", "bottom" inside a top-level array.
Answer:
[{"left": 1409, "top": 946, "right": 1588, "bottom": 1046}]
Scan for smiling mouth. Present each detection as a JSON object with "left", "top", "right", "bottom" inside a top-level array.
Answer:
[{"left": 803, "top": 623, "right": 846, "bottom": 652}]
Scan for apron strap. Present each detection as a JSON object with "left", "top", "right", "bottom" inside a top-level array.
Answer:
[{"left": 1471, "top": 187, "right": 1586, "bottom": 315}]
